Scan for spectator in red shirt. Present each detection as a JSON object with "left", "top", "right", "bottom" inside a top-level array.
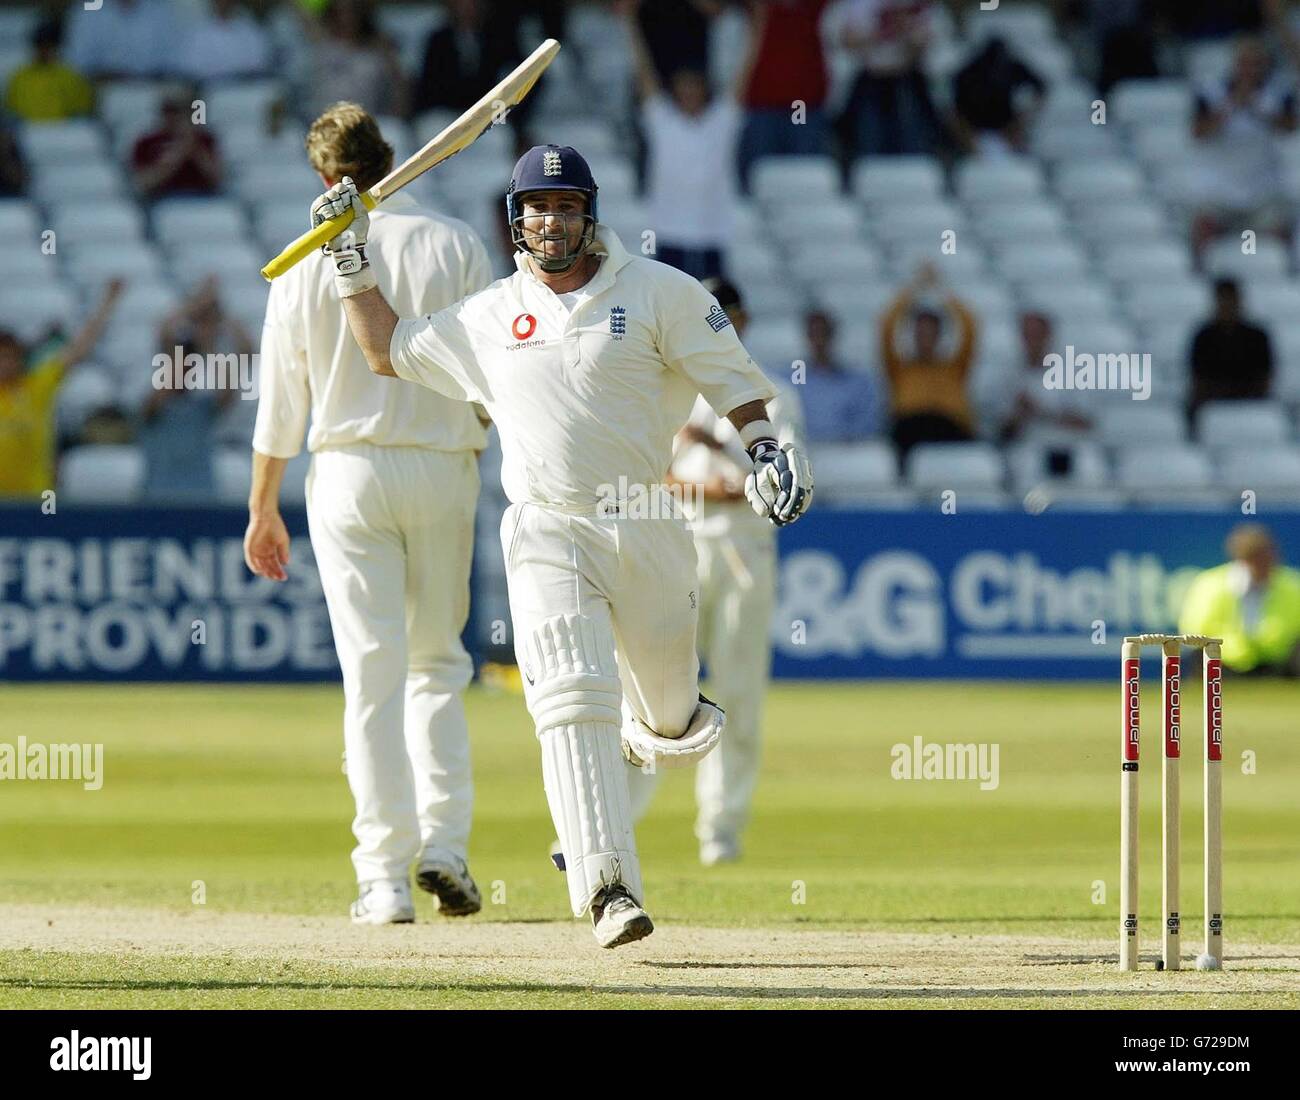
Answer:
[
  {"left": 131, "top": 88, "right": 223, "bottom": 199},
  {"left": 738, "top": 0, "right": 832, "bottom": 192}
]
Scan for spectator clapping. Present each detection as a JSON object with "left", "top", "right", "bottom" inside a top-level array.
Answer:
[
  {"left": 139, "top": 278, "right": 246, "bottom": 502},
  {"left": 131, "top": 87, "right": 224, "bottom": 199},
  {"left": 880, "top": 264, "right": 978, "bottom": 463}
]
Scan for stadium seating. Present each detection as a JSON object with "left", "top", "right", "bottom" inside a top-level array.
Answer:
[
  {"left": 1116, "top": 445, "right": 1217, "bottom": 506},
  {"left": 1217, "top": 447, "right": 1300, "bottom": 501},
  {"left": 1196, "top": 401, "right": 1292, "bottom": 447},
  {"left": 809, "top": 442, "right": 915, "bottom": 508},
  {"left": 1, "top": 5, "right": 1293, "bottom": 511},
  {"left": 59, "top": 445, "right": 146, "bottom": 504},
  {"left": 908, "top": 443, "right": 1005, "bottom": 490}
]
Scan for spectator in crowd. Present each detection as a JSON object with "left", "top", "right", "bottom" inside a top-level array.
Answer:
[
  {"left": 501, "top": 1, "right": 568, "bottom": 45},
  {"left": 827, "top": 0, "right": 939, "bottom": 159},
  {"left": 1081, "top": 0, "right": 1159, "bottom": 94},
  {"left": 952, "top": 37, "right": 1045, "bottom": 157},
  {"left": 1189, "top": 37, "right": 1296, "bottom": 264},
  {"left": 176, "top": 0, "right": 273, "bottom": 83},
  {"left": 1000, "top": 311, "right": 1093, "bottom": 441},
  {"left": 139, "top": 278, "right": 246, "bottom": 502},
  {"left": 0, "top": 122, "right": 27, "bottom": 197},
  {"left": 298, "top": 0, "right": 408, "bottom": 122},
  {"left": 1188, "top": 278, "right": 1273, "bottom": 419},
  {"left": 414, "top": 0, "right": 534, "bottom": 148},
  {"left": 65, "top": 0, "right": 180, "bottom": 80},
  {"left": 131, "top": 88, "right": 224, "bottom": 199},
  {"left": 621, "top": 0, "right": 748, "bottom": 280},
  {"left": 4, "top": 18, "right": 94, "bottom": 123},
  {"left": 1265, "top": 0, "right": 1300, "bottom": 82},
  {"left": 797, "top": 310, "right": 884, "bottom": 444},
  {"left": 1180, "top": 523, "right": 1300, "bottom": 676},
  {"left": 1160, "top": 0, "right": 1264, "bottom": 41},
  {"left": 738, "top": 0, "right": 832, "bottom": 192},
  {"left": 0, "top": 280, "right": 125, "bottom": 501},
  {"left": 635, "top": 0, "right": 723, "bottom": 85},
  {"left": 880, "top": 264, "right": 977, "bottom": 464}
]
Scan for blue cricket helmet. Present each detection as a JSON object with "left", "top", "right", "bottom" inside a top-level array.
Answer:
[
  {"left": 505, "top": 145, "right": 601, "bottom": 272},
  {"left": 505, "top": 144, "right": 599, "bottom": 224}
]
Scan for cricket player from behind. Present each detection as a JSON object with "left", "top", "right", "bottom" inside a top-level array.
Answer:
[
  {"left": 627, "top": 276, "right": 805, "bottom": 867},
  {"left": 244, "top": 104, "right": 491, "bottom": 925},
  {"left": 314, "top": 144, "right": 813, "bottom": 947}
]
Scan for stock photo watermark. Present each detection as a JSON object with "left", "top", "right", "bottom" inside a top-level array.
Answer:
[{"left": 0, "top": 738, "right": 104, "bottom": 791}]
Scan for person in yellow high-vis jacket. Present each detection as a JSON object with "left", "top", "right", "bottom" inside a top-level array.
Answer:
[
  {"left": 1179, "top": 524, "right": 1300, "bottom": 675},
  {"left": 0, "top": 279, "right": 125, "bottom": 500}
]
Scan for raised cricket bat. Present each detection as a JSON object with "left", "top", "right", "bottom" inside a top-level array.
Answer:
[{"left": 260, "top": 38, "right": 561, "bottom": 281}]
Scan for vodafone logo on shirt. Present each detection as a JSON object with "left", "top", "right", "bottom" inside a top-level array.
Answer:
[{"left": 512, "top": 314, "right": 537, "bottom": 340}]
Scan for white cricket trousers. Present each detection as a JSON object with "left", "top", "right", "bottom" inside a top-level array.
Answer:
[
  {"left": 692, "top": 526, "right": 776, "bottom": 845},
  {"left": 624, "top": 520, "right": 776, "bottom": 847},
  {"left": 501, "top": 500, "right": 701, "bottom": 915},
  {"left": 307, "top": 444, "right": 478, "bottom": 885}
]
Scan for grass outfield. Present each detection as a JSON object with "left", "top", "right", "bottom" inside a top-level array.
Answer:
[{"left": 1, "top": 680, "right": 1297, "bottom": 1009}]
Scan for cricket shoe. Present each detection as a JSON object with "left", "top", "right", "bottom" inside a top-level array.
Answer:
[
  {"left": 591, "top": 884, "right": 654, "bottom": 949},
  {"left": 699, "top": 837, "right": 740, "bottom": 867},
  {"left": 350, "top": 879, "right": 415, "bottom": 925},
  {"left": 416, "top": 854, "right": 482, "bottom": 916}
]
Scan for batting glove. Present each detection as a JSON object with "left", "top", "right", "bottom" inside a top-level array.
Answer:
[
  {"left": 744, "top": 439, "right": 814, "bottom": 527},
  {"left": 310, "top": 176, "right": 376, "bottom": 296}
]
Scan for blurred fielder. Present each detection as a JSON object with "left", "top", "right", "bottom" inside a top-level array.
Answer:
[
  {"left": 313, "top": 144, "right": 813, "bottom": 947},
  {"left": 627, "top": 277, "right": 805, "bottom": 866},
  {"left": 244, "top": 104, "right": 489, "bottom": 925}
]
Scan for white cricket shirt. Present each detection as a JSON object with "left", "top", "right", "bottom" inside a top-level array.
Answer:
[
  {"left": 389, "top": 225, "right": 777, "bottom": 509},
  {"left": 254, "top": 193, "right": 492, "bottom": 458}
]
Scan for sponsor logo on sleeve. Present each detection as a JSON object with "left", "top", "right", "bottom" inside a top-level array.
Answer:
[{"left": 705, "top": 304, "right": 732, "bottom": 333}]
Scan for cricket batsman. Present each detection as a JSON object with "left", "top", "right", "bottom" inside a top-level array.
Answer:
[
  {"left": 628, "top": 276, "right": 805, "bottom": 866},
  {"left": 313, "top": 144, "right": 813, "bottom": 947},
  {"left": 244, "top": 104, "right": 490, "bottom": 925}
]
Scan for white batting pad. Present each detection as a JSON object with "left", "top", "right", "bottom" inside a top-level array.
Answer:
[
  {"left": 541, "top": 722, "right": 643, "bottom": 916},
  {"left": 524, "top": 614, "right": 641, "bottom": 914},
  {"left": 523, "top": 614, "right": 622, "bottom": 731}
]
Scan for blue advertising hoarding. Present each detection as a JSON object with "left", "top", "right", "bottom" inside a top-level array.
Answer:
[
  {"left": 0, "top": 505, "right": 336, "bottom": 681},
  {"left": 2, "top": 504, "right": 1297, "bottom": 681},
  {"left": 771, "top": 507, "right": 1300, "bottom": 679}
]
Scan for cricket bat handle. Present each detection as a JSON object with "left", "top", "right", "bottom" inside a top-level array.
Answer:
[{"left": 260, "top": 190, "right": 379, "bottom": 281}]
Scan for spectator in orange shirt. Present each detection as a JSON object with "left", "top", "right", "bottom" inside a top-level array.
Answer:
[
  {"left": 880, "top": 264, "right": 978, "bottom": 464},
  {"left": 0, "top": 279, "right": 126, "bottom": 500},
  {"left": 131, "top": 88, "right": 223, "bottom": 199}
]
